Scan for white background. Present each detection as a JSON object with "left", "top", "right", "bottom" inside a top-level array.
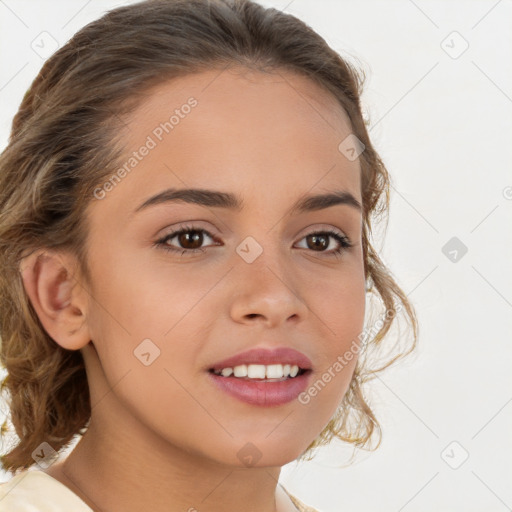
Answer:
[{"left": 1, "top": 1, "right": 511, "bottom": 511}]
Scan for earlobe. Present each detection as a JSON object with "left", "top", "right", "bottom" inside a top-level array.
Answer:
[{"left": 19, "top": 249, "right": 91, "bottom": 351}]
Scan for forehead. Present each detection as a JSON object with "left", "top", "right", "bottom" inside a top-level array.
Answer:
[
  {"left": 90, "top": 67, "right": 361, "bottom": 218},
  {"left": 130, "top": 66, "right": 353, "bottom": 138}
]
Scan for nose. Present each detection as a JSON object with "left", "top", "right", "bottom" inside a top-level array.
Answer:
[{"left": 229, "top": 249, "right": 309, "bottom": 328}]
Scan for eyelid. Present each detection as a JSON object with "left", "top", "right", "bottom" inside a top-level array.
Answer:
[
  {"left": 156, "top": 220, "right": 218, "bottom": 238},
  {"left": 296, "top": 223, "right": 347, "bottom": 238}
]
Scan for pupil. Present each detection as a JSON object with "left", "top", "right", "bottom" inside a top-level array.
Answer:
[
  {"left": 309, "top": 234, "right": 327, "bottom": 250},
  {"left": 180, "top": 231, "right": 202, "bottom": 249}
]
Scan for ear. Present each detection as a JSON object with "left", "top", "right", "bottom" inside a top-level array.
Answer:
[{"left": 19, "top": 249, "right": 91, "bottom": 351}]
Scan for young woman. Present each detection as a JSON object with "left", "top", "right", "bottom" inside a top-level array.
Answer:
[{"left": 0, "top": 1, "right": 417, "bottom": 511}]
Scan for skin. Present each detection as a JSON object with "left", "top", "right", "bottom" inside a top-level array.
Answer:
[{"left": 20, "top": 67, "right": 366, "bottom": 512}]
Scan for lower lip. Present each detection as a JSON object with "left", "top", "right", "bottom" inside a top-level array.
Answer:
[{"left": 207, "top": 371, "right": 312, "bottom": 407}]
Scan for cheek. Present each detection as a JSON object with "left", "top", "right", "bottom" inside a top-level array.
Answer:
[
  {"left": 311, "top": 264, "right": 366, "bottom": 347},
  {"left": 322, "top": 281, "right": 365, "bottom": 330},
  {"left": 301, "top": 269, "right": 365, "bottom": 408},
  {"left": 84, "top": 277, "right": 211, "bottom": 448},
  {"left": 84, "top": 259, "right": 214, "bottom": 395},
  {"left": 86, "top": 253, "right": 199, "bottom": 339}
]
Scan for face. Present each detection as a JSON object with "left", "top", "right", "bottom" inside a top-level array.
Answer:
[{"left": 81, "top": 67, "right": 366, "bottom": 467}]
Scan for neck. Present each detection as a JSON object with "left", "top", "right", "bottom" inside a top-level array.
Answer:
[{"left": 47, "top": 406, "right": 290, "bottom": 512}]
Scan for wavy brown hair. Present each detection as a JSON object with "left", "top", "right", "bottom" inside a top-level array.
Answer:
[{"left": 0, "top": 0, "right": 418, "bottom": 473}]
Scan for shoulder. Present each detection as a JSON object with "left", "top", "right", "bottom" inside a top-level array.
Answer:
[{"left": 0, "top": 469, "right": 93, "bottom": 511}]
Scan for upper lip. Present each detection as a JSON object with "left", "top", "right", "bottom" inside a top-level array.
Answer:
[{"left": 208, "top": 347, "right": 313, "bottom": 372}]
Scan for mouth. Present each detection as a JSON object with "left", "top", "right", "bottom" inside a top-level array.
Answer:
[
  {"left": 207, "top": 364, "right": 313, "bottom": 406},
  {"left": 206, "top": 346, "right": 313, "bottom": 406},
  {"left": 207, "top": 367, "right": 312, "bottom": 406}
]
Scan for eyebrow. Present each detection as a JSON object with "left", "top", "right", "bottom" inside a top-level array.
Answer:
[{"left": 133, "top": 187, "right": 362, "bottom": 215}]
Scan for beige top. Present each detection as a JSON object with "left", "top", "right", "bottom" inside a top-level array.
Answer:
[{"left": 0, "top": 469, "right": 321, "bottom": 512}]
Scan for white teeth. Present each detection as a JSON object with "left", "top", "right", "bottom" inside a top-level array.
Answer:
[
  {"left": 248, "top": 364, "right": 266, "bottom": 378},
  {"left": 214, "top": 363, "right": 302, "bottom": 379},
  {"left": 265, "top": 364, "right": 283, "bottom": 379},
  {"left": 233, "top": 364, "right": 248, "bottom": 377}
]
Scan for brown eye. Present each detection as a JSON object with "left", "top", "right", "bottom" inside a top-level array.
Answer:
[
  {"left": 295, "top": 229, "right": 352, "bottom": 257},
  {"left": 176, "top": 230, "right": 204, "bottom": 250},
  {"left": 155, "top": 226, "right": 218, "bottom": 255},
  {"left": 306, "top": 233, "right": 329, "bottom": 251}
]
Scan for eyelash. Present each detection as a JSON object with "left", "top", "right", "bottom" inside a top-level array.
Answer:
[{"left": 154, "top": 224, "right": 353, "bottom": 258}]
